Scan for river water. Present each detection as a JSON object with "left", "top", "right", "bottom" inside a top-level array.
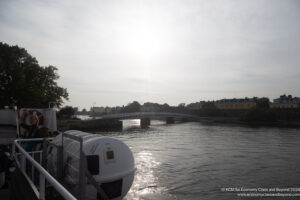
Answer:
[{"left": 98, "top": 120, "right": 300, "bottom": 200}]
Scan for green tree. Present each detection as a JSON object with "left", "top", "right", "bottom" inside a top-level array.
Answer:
[
  {"left": 161, "top": 103, "right": 170, "bottom": 112},
  {"left": 200, "top": 102, "right": 222, "bottom": 116},
  {"left": 123, "top": 101, "right": 141, "bottom": 113},
  {"left": 241, "top": 107, "right": 277, "bottom": 122},
  {"left": 241, "top": 97, "right": 276, "bottom": 122},
  {"left": 253, "top": 97, "right": 270, "bottom": 108},
  {"left": 57, "top": 106, "right": 75, "bottom": 119},
  {"left": 178, "top": 103, "right": 185, "bottom": 107},
  {"left": 0, "top": 42, "right": 68, "bottom": 108}
]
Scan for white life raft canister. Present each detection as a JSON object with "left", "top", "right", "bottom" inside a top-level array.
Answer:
[{"left": 47, "top": 130, "right": 135, "bottom": 200}]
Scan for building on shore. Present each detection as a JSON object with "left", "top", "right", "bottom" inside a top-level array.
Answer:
[
  {"left": 215, "top": 98, "right": 256, "bottom": 110},
  {"left": 186, "top": 101, "right": 206, "bottom": 110},
  {"left": 91, "top": 106, "right": 106, "bottom": 114},
  {"left": 270, "top": 94, "right": 300, "bottom": 109},
  {"left": 187, "top": 98, "right": 256, "bottom": 110}
]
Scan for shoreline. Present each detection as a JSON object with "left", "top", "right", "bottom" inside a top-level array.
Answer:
[
  {"left": 58, "top": 117, "right": 300, "bottom": 132},
  {"left": 198, "top": 117, "right": 300, "bottom": 129}
]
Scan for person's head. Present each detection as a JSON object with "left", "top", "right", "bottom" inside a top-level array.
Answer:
[{"left": 30, "top": 115, "right": 39, "bottom": 126}]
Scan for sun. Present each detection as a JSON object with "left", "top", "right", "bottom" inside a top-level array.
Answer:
[
  {"left": 130, "top": 28, "right": 160, "bottom": 60},
  {"left": 124, "top": 21, "right": 167, "bottom": 62}
]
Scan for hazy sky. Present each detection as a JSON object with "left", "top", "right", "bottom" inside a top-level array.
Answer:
[{"left": 1, "top": 0, "right": 300, "bottom": 109}]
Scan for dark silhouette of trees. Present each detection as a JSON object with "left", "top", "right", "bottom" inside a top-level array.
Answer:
[
  {"left": 57, "top": 106, "right": 75, "bottom": 119},
  {"left": 242, "top": 97, "right": 276, "bottom": 122},
  {"left": 241, "top": 107, "right": 277, "bottom": 122},
  {"left": 253, "top": 97, "right": 270, "bottom": 108},
  {"left": 200, "top": 102, "right": 222, "bottom": 116},
  {"left": 178, "top": 103, "right": 185, "bottom": 108},
  {"left": 123, "top": 101, "right": 141, "bottom": 113},
  {"left": 0, "top": 42, "right": 68, "bottom": 108}
]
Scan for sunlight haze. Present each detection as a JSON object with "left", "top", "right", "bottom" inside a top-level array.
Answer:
[{"left": 1, "top": 0, "right": 299, "bottom": 109}]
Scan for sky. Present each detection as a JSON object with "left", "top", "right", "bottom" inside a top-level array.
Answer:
[{"left": 1, "top": 0, "right": 300, "bottom": 109}]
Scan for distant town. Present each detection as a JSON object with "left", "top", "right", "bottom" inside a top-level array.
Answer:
[
  {"left": 53, "top": 94, "right": 300, "bottom": 129},
  {"left": 74, "top": 94, "right": 300, "bottom": 116}
]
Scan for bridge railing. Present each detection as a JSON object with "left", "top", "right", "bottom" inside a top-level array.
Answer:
[{"left": 100, "top": 112, "right": 198, "bottom": 119}]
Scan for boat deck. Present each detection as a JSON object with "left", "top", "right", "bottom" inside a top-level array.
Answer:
[{"left": 0, "top": 188, "right": 9, "bottom": 200}]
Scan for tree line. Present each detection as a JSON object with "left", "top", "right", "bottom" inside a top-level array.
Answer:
[{"left": 0, "top": 42, "right": 68, "bottom": 108}]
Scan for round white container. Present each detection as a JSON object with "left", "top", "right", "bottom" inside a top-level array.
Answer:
[{"left": 47, "top": 130, "right": 135, "bottom": 200}]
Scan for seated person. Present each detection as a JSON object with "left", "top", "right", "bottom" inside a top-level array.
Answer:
[{"left": 20, "top": 113, "right": 48, "bottom": 152}]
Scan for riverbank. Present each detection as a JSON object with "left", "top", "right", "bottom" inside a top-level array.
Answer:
[
  {"left": 57, "top": 118, "right": 122, "bottom": 132},
  {"left": 58, "top": 117, "right": 300, "bottom": 132},
  {"left": 198, "top": 117, "right": 300, "bottom": 129}
]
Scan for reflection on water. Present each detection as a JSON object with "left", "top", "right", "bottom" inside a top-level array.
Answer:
[
  {"left": 125, "top": 151, "right": 166, "bottom": 200},
  {"left": 75, "top": 114, "right": 92, "bottom": 120},
  {"left": 122, "top": 119, "right": 166, "bottom": 131},
  {"left": 122, "top": 119, "right": 141, "bottom": 131},
  {"left": 101, "top": 121, "right": 300, "bottom": 200}
]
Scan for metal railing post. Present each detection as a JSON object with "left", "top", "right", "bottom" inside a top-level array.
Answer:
[
  {"left": 56, "top": 145, "right": 63, "bottom": 182},
  {"left": 12, "top": 142, "right": 16, "bottom": 155},
  {"left": 42, "top": 139, "right": 48, "bottom": 168},
  {"left": 15, "top": 106, "right": 20, "bottom": 138},
  {"left": 31, "top": 152, "right": 34, "bottom": 181},
  {"left": 21, "top": 154, "right": 26, "bottom": 172},
  {"left": 78, "top": 138, "right": 86, "bottom": 200},
  {"left": 39, "top": 174, "right": 45, "bottom": 200},
  {"left": 61, "top": 134, "right": 64, "bottom": 180}
]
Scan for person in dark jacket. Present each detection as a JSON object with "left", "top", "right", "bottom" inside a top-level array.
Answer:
[
  {"left": 0, "top": 145, "right": 12, "bottom": 189},
  {"left": 19, "top": 112, "right": 48, "bottom": 185},
  {"left": 20, "top": 113, "right": 48, "bottom": 152}
]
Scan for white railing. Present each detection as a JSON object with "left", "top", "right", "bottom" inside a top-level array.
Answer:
[{"left": 13, "top": 138, "right": 77, "bottom": 200}]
